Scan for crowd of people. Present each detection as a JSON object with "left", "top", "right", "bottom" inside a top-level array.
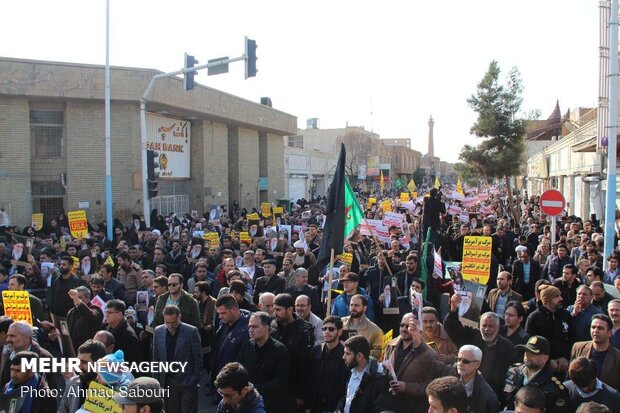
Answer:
[{"left": 0, "top": 182, "right": 619, "bottom": 413}]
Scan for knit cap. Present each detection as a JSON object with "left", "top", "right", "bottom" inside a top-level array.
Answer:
[{"left": 539, "top": 285, "right": 561, "bottom": 306}]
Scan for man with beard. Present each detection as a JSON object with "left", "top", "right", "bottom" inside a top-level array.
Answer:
[
  {"left": 286, "top": 268, "right": 321, "bottom": 316},
  {"left": 271, "top": 293, "right": 314, "bottom": 412},
  {"left": 512, "top": 248, "right": 541, "bottom": 301},
  {"left": 542, "top": 244, "right": 572, "bottom": 282},
  {"left": 384, "top": 313, "right": 454, "bottom": 413},
  {"left": 337, "top": 335, "right": 388, "bottom": 413},
  {"left": 342, "top": 294, "right": 384, "bottom": 360},
  {"left": 504, "top": 335, "right": 569, "bottom": 412},
  {"left": 309, "top": 316, "right": 348, "bottom": 413},
  {"left": 552, "top": 264, "right": 582, "bottom": 308},
  {"left": 292, "top": 240, "right": 316, "bottom": 270},
  {"left": 98, "top": 263, "right": 125, "bottom": 301},
  {"left": 49, "top": 255, "right": 84, "bottom": 317},
  {"left": 58, "top": 340, "right": 107, "bottom": 413},
  {"left": 396, "top": 254, "right": 418, "bottom": 297},
  {"left": 526, "top": 285, "right": 573, "bottom": 376},
  {"left": 105, "top": 299, "right": 141, "bottom": 363},
  {"left": 238, "top": 311, "right": 291, "bottom": 413},
  {"left": 568, "top": 285, "right": 603, "bottom": 342},
  {"left": 444, "top": 294, "right": 516, "bottom": 398},
  {"left": 116, "top": 251, "right": 143, "bottom": 306}
]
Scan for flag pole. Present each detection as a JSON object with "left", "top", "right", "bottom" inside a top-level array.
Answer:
[{"left": 326, "top": 248, "right": 335, "bottom": 316}]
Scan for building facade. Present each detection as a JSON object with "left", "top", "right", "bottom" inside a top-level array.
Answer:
[{"left": 0, "top": 57, "right": 296, "bottom": 227}]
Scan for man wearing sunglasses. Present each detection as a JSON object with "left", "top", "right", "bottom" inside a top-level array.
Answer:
[
  {"left": 309, "top": 316, "right": 348, "bottom": 413},
  {"left": 455, "top": 345, "right": 499, "bottom": 413},
  {"left": 151, "top": 273, "right": 200, "bottom": 329}
]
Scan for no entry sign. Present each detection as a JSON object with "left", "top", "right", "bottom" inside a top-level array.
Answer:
[{"left": 540, "top": 189, "right": 565, "bottom": 216}]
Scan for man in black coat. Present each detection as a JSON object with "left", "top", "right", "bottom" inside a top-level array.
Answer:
[
  {"left": 512, "top": 248, "right": 541, "bottom": 301},
  {"left": 310, "top": 316, "right": 348, "bottom": 413},
  {"left": 238, "top": 312, "right": 291, "bottom": 413},
  {"left": 252, "top": 259, "right": 285, "bottom": 305},
  {"left": 422, "top": 188, "right": 446, "bottom": 246},
  {"left": 271, "top": 294, "right": 314, "bottom": 411},
  {"left": 66, "top": 286, "right": 103, "bottom": 354},
  {"left": 104, "top": 299, "right": 140, "bottom": 363}
]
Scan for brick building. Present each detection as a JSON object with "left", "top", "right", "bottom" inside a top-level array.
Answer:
[{"left": 0, "top": 57, "right": 296, "bottom": 227}]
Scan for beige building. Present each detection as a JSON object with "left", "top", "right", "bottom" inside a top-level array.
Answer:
[{"left": 0, "top": 57, "right": 296, "bottom": 227}]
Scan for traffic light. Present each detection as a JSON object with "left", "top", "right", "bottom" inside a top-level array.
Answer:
[
  {"left": 245, "top": 37, "right": 257, "bottom": 79},
  {"left": 146, "top": 150, "right": 159, "bottom": 199},
  {"left": 184, "top": 53, "right": 199, "bottom": 91}
]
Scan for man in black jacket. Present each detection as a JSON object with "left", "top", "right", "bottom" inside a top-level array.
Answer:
[
  {"left": 337, "top": 335, "right": 389, "bottom": 413},
  {"left": 271, "top": 293, "right": 314, "bottom": 411},
  {"left": 525, "top": 285, "right": 573, "bottom": 376},
  {"left": 310, "top": 316, "right": 348, "bottom": 413},
  {"left": 238, "top": 311, "right": 290, "bottom": 413}
]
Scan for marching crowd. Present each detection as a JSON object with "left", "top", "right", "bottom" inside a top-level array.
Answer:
[{"left": 0, "top": 184, "right": 620, "bottom": 413}]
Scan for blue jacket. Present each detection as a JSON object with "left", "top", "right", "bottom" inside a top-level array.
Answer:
[
  {"left": 211, "top": 310, "right": 251, "bottom": 382},
  {"left": 216, "top": 387, "right": 265, "bottom": 413},
  {"left": 331, "top": 287, "right": 375, "bottom": 321}
]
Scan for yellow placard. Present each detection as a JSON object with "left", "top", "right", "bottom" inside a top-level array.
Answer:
[
  {"left": 83, "top": 381, "right": 122, "bottom": 413},
  {"left": 246, "top": 213, "right": 260, "bottom": 221},
  {"left": 72, "top": 256, "right": 79, "bottom": 270},
  {"left": 239, "top": 232, "right": 252, "bottom": 244},
  {"left": 461, "top": 236, "right": 492, "bottom": 285},
  {"left": 369, "top": 197, "right": 377, "bottom": 205},
  {"left": 203, "top": 232, "right": 220, "bottom": 246},
  {"left": 104, "top": 255, "right": 115, "bottom": 268},
  {"left": 261, "top": 203, "right": 272, "bottom": 218},
  {"left": 31, "top": 213, "right": 44, "bottom": 231},
  {"left": 2, "top": 291, "right": 32, "bottom": 325},
  {"left": 339, "top": 253, "right": 353, "bottom": 267},
  {"left": 400, "top": 193, "right": 410, "bottom": 202},
  {"left": 68, "top": 210, "right": 88, "bottom": 239},
  {"left": 381, "top": 329, "right": 393, "bottom": 359},
  {"left": 381, "top": 200, "right": 392, "bottom": 212},
  {"left": 273, "top": 207, "right": 284, "bottom": 215}
]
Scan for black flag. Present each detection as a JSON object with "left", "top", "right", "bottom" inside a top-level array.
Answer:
[{"left": 316, "top": 143, "right": 346, "bottom": 270}]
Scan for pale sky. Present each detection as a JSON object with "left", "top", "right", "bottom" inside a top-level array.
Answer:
[{"left": 2, "top": 0, "right": 599, "bottom": 163}]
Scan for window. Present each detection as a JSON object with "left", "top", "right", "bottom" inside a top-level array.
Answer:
[
  {"left": 288, "top": 135, "right": 303, "bottom": 149},
  {"left": 32, "top": 180, "right": 66, "bottom": 221},
  {"left": 30, "top": 110, "right": 64, "bottom": 158}
]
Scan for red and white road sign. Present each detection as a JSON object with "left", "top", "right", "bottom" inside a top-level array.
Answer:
[{"left": 540, "top": 189, "right": 565, "bottom": 216}]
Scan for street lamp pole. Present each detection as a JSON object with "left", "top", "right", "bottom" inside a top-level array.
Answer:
[
  {"left": 104, "top": 0, "right": 113, "bottom": 240},
  {"left": 604, "top": 0, "right": 618, "bottom": 268}
]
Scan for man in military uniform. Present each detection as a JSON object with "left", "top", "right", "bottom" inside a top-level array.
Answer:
[{"left": 504, "top": 335, "right": 569, "bottom": 413}]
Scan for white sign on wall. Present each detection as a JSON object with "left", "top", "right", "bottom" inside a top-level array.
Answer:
[{"left": 146, "top": 113, "right": 191, "bottom": 179}]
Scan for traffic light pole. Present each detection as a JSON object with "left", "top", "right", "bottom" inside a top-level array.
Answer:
[{"left": 139, "top": 54, "right": 250, "bottom": 227}]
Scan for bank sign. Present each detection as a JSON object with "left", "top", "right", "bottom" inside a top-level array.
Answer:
[{"left": 146, "top": 113, "right": 191, "bottom": 179}]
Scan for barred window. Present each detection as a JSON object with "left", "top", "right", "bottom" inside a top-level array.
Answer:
[{"left": 30, "top": 110, "right": 64, "bottom": 158}]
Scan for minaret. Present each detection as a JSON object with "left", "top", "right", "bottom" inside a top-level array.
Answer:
[{"left": 427, "top": 115, "right": 434, "bottom": 157}]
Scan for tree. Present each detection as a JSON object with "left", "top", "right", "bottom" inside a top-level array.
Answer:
[
  {"left": 337, "top": 129, "right": 375, "bottom": 179},
  {"left": 459, "top": 60, "right": 526, "bottom": 222}
]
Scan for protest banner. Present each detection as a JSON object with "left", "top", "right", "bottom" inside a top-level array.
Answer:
[
  {"left": 447, "top": 204, "right": 462, "bottom": 215},
  {"left": 375, "top": 225, "right": 391, "bottom": 244},
  {"left": 83, "top": 381, "right": 122, "bottom": 413},
  {"left": 339, "top": 252, "right": 353, "bottom": 267},
  {"left": 246, "top": 213, "right": 260, "bottom": 221},
  {"left": 382, "top": 212, "right": 403, "bottom": 228},
  {"left": 2, "top": 291, "right": 32, "bottom": 325},
  {"left": 261, "top": 203, "right": 272, "bottom": 217},
  {"left": 461, "top": 236, "right": 492, "bottom": 285},
  {"left": 239, "top": 232, "right": 252, "bottom": 244},
  {"left": 31, "top": 213, "right": 44, "bottom": 231},
  {"left": 68, "top": 210, "right": 88, "bottom": 239},
  {"left": 273, "top": 206, "right": 284, "bottom": 215},
  {"left": 380, "top": 200, "right": 392, "bottom": 212},
  {"left": 359, "top": 219, "right": 382, "bottom": 236},
  {"left": 381, "top": 329, "right": 393, "bottom": 360},
  {"left": 203, "top": 232, "right": 220, "bottom": 246},
  {"left": 400, "top": 193, "right": 410, "bottom": 202}
]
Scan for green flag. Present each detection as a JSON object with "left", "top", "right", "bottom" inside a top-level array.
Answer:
[
  {"left": 344, "top": 179, "right": 364, "bottom": 239},
  {"left": 420, "top": 228, "right": 431, "bottom": 300}
]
